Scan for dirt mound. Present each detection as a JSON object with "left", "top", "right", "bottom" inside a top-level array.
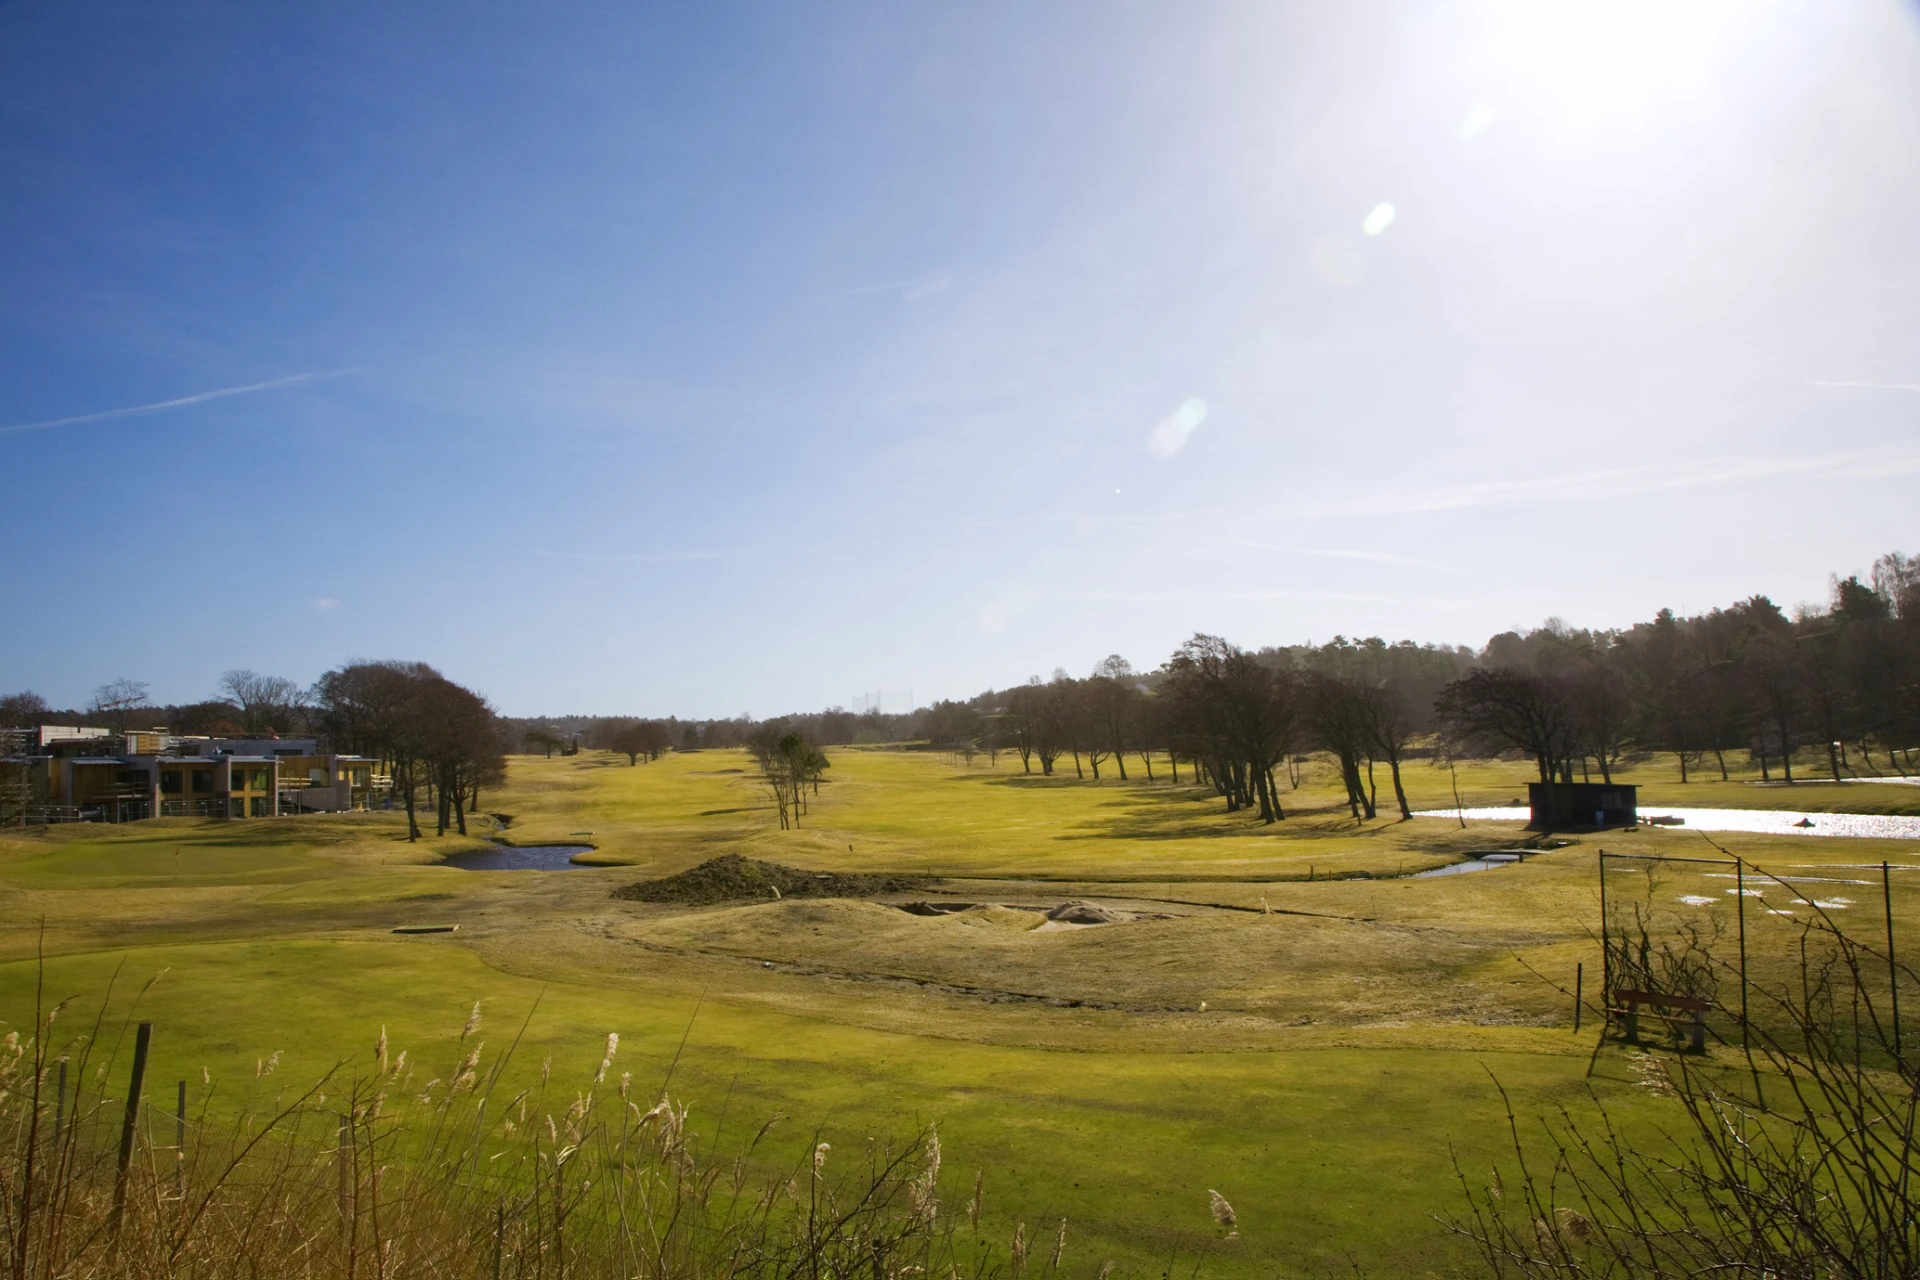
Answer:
[
  {"left": 611, "top": 854, "right": 931, "bottom": 906},
  {"left": 1046, "top": 901, "right": 1122, "bottom": 924}
]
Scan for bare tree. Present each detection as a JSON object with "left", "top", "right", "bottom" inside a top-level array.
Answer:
[
  {"left": 218, "top": 669, "right": 307, "bottom": 735},
  {"left": 87, "top": 678, "right": 151, "bottom": 732},
  {"left": 1435, "top": 667, "right": 1579, "bottom": 784},
  {"left": 0, "top": 691, "right": 51, "bottom": 726},
  {"left": 748, "top": 725, "right": 829, "bottom": 829},
  {"left": 1162, "top": 634, "right": 1296, "bottom": 823}
]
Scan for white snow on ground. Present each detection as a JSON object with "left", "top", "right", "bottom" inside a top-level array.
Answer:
[{"left": 1414, "top": 806, "right": 1920, "bottom": 840}]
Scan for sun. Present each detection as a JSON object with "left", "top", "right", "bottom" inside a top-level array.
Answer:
[{"left": 1466, "top": 0, "right": 1758, "bottom": 138}]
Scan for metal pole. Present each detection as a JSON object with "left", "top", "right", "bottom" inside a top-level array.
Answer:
[
  {"left": 1574, "top": 963, "right": 1583, "bottom": 1033},
  {"left": 1598, "top": 851, "right": 1611, "bottom": 1027},
  {"left": 1737, "top": 860, "right": 1749, "bottom": 1031},
  {"left": 1886, "top": 861, "right": 1902, "bottom": 1063},
  {"left": 112, "top": 1022, "right": 153, "bottom": 1231}
]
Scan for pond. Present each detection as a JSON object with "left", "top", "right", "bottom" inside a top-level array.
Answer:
[
  {"left": 1416, "top": 806, "right": 1920, "bottom": 840},
  {"left": 443, "top": 843, "right": 593, "bottom": 871}
]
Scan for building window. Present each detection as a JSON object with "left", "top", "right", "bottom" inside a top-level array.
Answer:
[
  {"left": 228, "top": 798, "right": 245, "bottom": 818},
  {"left": 192, "top": 769, "right": 213, "bottom": 793},
  {"left": 252, "top": 768, "right": 271, "bottom": 790},
  {"left": 160, "top": 771, "right": 183, "bottom": 795},
  {"left": 250, "top": 796, "right": 268, "bottom": 817},
  {"left": 351, "top": 769, "right": 369, "bottom": 787}
]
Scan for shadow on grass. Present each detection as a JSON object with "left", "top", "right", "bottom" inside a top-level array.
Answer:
[{"left": 966, "top": 772, "right": 1450, "bottom": 845}]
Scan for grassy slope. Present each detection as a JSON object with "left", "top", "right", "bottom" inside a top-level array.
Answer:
[{"left": 1, "top": 746, "right": 1914, "bottom": 1275}]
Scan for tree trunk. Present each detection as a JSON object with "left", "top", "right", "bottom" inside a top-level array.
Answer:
[
  {"left": 1139, "top": 748, "right": 1154, "bottom": 781},
  {"left": 1387, "top": 753, "right": 1411, "bottom": 820},
  {"left": 1340, "top": 754, "right": 1363, "bottom": 820},
  {"left": 403, "top": 776, "right": 420, "bottom": 842},
  {"left": 1828, "top": 739, "right": 1844, "bottom": 782},
  {"left": 1678, "top": 752, "right": 1688, "bottom": 784},
  {"left": 1364, "top": 756, "right": 1378, "bottom": 818},
  {"left": 1778, "top": 716, "right": 1794, "bottom": 783},
  {"left": 1071, "top": 749, "right": 1083, "bottom": 779},
  {"left": 454, "top": 783, "right": 468, "bottom": 836},
  {"left": 1713, "top": 748, "right": 1728, "bottom": 781},
  {"left": 1113, "top": 747, "right": 1127, "bottom": 781}
]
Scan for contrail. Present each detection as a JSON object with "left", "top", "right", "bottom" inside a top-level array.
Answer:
[
  {"left": 0, "top": 367, "right": 358, "bottom": 436},
  {"left": 1808, "top": 380, "right": 1920, "bottom": 392}
]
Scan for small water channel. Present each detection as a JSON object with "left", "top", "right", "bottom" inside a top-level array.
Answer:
[
  {"left": 1410, "top": 852, "right": 1526, "bottom": 878},
  {"left": 443, "top": 843, "right": 593, "bottom": 871},
  {"left": 1415, "top": 807, "right": 1920, "bottom": 840}
]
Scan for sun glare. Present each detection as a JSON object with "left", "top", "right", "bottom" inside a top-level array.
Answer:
[{"left": 1470, "top": 0, "right": 1755, "bottom": 136}]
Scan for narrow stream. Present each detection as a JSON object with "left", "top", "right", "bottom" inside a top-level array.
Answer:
[{"left": 1410, "top": 852, "right": 1526, "bottom": 878}]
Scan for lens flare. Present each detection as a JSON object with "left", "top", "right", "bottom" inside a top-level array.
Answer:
[
  {"left": 1147, "top": 397, "right": 1208, "bottom": 457},
  {"left": 1362, "top": 202, "right": 1396, "bottom": 236},
  {"left": 1457, "top": 103, "right": 1498, "bottom": 140}
]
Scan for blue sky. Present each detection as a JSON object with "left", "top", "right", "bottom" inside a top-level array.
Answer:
[{"left": 4, "top": 1, "right": 1918, "bottom": 717}]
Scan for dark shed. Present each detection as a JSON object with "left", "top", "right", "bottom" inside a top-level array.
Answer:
[{"left": 1528, "top": 782, "right": 1638, "bottom": 829}]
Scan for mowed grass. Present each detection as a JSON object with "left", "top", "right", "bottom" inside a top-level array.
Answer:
[{"left": 1, "top": 745, "right": 1915, "bottom": 1275}]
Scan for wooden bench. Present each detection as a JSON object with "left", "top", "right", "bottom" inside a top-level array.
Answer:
[{"left": 1609, "top": 988, "right": 1712, "bottom": 1053}]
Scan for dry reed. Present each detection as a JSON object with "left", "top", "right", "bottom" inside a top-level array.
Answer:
[{"left": 0, "top": 977, "right": 993, "bottom": 1280}]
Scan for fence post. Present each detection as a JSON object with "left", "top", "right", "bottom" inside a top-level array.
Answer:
[
  {"left": 1887, "top": 861, "right": 1902, "bottom": 1064},
  {"left": 1597, "top": 851, "right": 1610, "bottom": 1030},
  {"left": 176, "top": 1079, "right": 187, "bottom": 1197},
  {"left": 112, "top": 1022, "right": 153, "bottom": 1232},
  {"left": 1573, "top": 963, "right": 1583, "bottom": 1033}
]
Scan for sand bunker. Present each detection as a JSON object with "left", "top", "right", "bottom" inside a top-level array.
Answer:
[{"left": 611, "top": 854, "right": 930, "bottom": 905}]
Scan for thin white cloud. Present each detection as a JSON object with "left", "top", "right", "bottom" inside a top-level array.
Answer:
[
  {"left": 1052, "top": 588, "right": 1392, "bottom": 605},
  {"left": 313, "top": 597, "right": 340, "bottom": 612},
  {"left": 1205, "top": 537, "right": 1453, "bottom": 571},
  {"left": 0, "top": 367, "right": 359, "bottom": 435},
  {"left": 1808, "top": 380, "right": 1920, "bottom": 392},
  {"left": 1083, "top": 447, "right": 1920, "bottom": 532},
  {"left": 847, "top": 273, "right": 952, "bottom": 301},
  {"left": 527, "top": 548, "right": 740, "bottom": 564}
]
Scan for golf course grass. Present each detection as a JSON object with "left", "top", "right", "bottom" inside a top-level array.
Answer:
[{"left": 2, "top": 746, "right": 1915, "bottom": 1275}]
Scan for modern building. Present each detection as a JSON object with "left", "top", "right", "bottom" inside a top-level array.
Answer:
[{"left": 0, "top": 725, "right": 386, "bottom": 823}]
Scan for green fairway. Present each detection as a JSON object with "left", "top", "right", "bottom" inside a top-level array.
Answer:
[{"left": 2, "top": 746, "right": 1915, "bottom": 1275}]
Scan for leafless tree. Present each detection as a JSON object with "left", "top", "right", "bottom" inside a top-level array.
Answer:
[
  {"left": 1436, "top": 667, "right": 1579, "bottom": 784},
  {"left": 1162, "top": 634, "right": 1296, "bottom": 823},
  {"left": 0, "top": 691, "right": 51, "bottom": 726},
  {"left": 86, "top": 678, "right": 151, "bottom": 732},
  {"left": 218, "top": 668, "right": 307, "bottom": 735},
  {"left": 748, "top": 726, "right": 829, "bottom": 829}
]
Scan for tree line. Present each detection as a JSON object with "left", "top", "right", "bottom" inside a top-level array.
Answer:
[
  {"left": 10, "top": 550, "right": 1916, "bottom": 828},
  {"left": 922, "top": 551, "right": 1920, "bottom": 823}
]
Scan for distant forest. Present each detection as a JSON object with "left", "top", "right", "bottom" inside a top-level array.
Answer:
[{"left": 5, "top": 551, "right": 1917, "bottom": 827}]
